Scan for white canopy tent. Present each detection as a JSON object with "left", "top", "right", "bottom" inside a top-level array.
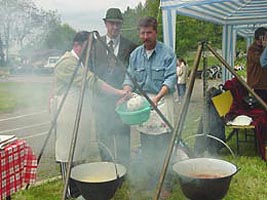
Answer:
[{"left": 160, "top": 0, "right": 267, "bottom": 80}]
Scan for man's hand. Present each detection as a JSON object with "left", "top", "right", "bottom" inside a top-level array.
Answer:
[
  {"left": 123, "top": 85, "right": 133, "bottom": 93},
  {"left": 116, "top": 89, "right": 132, "bottom": 106},
  {"left": 152, "top": 85, "right": 169, "bottom": 106},
  {"left": 117, "top": 89, "right": 128, "bottom": 97},
  {"left": 152, "top": 95, "right": 161, "bottom": 106}
]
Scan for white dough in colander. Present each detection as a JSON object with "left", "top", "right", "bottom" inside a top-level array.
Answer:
[{"left": 126, "top": 93, "right": 145, "bottom": 111}]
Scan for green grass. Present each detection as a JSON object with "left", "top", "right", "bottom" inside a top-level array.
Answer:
[
  {"left": 186, "top": 55, "right": 224, "bottom": 71},
  {"left": 235, "top": 66, "right": 247, "bottom": 78},
  {"left": 0, "top": 82, "right": 51, "bottom": 112},
  {"left": 12, "top": 115, "right": 267, "bottom": 200},
  {"left": 12, "top": 180, "right": 63, "bottom": 200},
  {"left": 12, "top": 150, "right": 267, "bottom": 200},
  {"left": 3, "top": 80, "right": 266, "bottom": 200}
]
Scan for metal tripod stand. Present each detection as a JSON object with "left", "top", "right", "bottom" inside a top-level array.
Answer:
[
  {"left": 24, "top": 33, "right": 90, "bottom": 191},
  {"left": 153, "top": 41, "right": 267, "bottom": 200},
  {"left": 61, "top": 33, "right": 95, "bottom": 200}
]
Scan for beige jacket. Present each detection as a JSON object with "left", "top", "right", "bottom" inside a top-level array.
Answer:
[
  {"left": 177, "top": 62, "right": 188, "bottom": 84},
  {"left": 54, "top": 51, "right": 103, "bottom": 162}
]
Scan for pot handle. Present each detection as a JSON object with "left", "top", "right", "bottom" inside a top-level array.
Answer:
[
  {"left": 96, "top": 140, "right": 120, "bottom": 179},
  {"left": 234, "top": 167, "right": 241, "bottom": 176},
  {"left": 183, "top": 133, "right": 236, "bottom": 159},
  {"left": 181, "top": 134, "right": 242, "bottom": 169}
]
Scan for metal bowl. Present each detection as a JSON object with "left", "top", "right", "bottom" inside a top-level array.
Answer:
[
  {"left": 173, "top": 158, "right": 239, "bottom": 200},
  {"left": 70, "top": 162, "right": 126, "bottom": 200}
]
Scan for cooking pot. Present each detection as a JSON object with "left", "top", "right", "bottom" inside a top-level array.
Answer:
[
  {"left": 70, "top": 162, "right": 126, "bottom": 200},
  {"left": 173, "top": 158, "right": 239, "bottom": 200}
]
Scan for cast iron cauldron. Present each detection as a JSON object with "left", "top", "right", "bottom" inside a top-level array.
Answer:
[
  {"left": 70, "top": 162, "right": 126, "bottom": 200},
  {"left": 173, "top": 158, "right": 239, "bottom": 200}
]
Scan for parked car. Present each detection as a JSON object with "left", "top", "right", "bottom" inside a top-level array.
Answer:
[{"left": 43, "top": 56, "right": 60, "bottom": 73}]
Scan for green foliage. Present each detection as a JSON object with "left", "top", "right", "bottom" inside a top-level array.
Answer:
[
  {"left": 121, "top": 0, "right": 226, "bottom": 58},
  {"left": 143, "top": 0, "right": 161, "bottom": 18},
  {"left": 236, "top": 36, "right": 247, "bottom": 51},
  {"left": 43, "top": 23, "right": 77, "bottom": 52},
  {"left": 175, "top": 16, "right": 222, "bottom": 57},
  {"left": 16, "top": 9, "right": 75, "bottom": 65},
  {"left": 121, "top": 0, "right": 162, "bottom": 45},
  {"left": 122, "top": 5, "right": 144, "bottom": 45}
]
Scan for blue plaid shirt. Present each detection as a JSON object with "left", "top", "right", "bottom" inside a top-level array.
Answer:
[{"left": 123, "top": 41, "right": 177, "bottom": 94}]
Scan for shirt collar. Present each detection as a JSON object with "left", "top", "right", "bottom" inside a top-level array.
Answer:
[
  {"left": 141, "top": 41, "right": 159, "bottom": 56},
  {"left": 106, "top": 35, "right": 120, "bottom": 47},
  {"left": 71, "top": 49, "right": 79, "bottom": 60}
]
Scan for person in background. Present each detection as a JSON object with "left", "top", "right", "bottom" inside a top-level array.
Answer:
[
  {"left": 123, "top": 16, "right": 177, "bottom": 198},
  {"left": 91, "top": 8, "right": 136, "bottom": 167},
  {"left": 260, "top": 34, "right": 267, "bottom": 68},
  {"left": 54, "top": 31, "right": 127, "bottom": 199},
  {"left": 247, "top": 27, "right": 267, "bottom": 103},
  {"left": 176, "top": 58, "right": 188, "bottom": 103}
]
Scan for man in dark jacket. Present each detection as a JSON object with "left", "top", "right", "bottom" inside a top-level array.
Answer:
[
  {"left": 247, "top": 27, "right": 267, "bottom": 102},
  {"left": 91, "top": 8, "right": 136, "bottom": 166}
]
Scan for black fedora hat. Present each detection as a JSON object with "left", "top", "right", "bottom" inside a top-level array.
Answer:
[{"left": 103, "top": 8, "right": 123, "bottom": 23}]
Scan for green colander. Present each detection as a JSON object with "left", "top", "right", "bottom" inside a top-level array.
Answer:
[{"left": 115, "top": 100, "right": 151, "bottom": 125}]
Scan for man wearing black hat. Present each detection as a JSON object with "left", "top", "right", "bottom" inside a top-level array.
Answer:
[{"left": 91, "top": 8, "right": 136, "bottom": 166}]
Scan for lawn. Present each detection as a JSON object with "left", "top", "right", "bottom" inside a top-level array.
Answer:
[
  {"left": 1, "top": 78, "right": 266, "bottom": 200},
  {"left": 12, "top": 141, "right": 267, "bottom": 200},
  {"left": 0, "top": 82, "right": 52, "bottom": 112}
]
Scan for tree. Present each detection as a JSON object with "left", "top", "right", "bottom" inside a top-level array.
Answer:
[
  {"left": 121, "top": 0, "right": 162, "bottom": 45},
  {"left": 42, "top": 23, "right": 76, "bottom": 51},
  {"left": 0, "top": 0, "right": 53, "bottom": 63},
  {"left": 143, "top": 0, "right": 160, "bottom": 18},
  {"left": 175, "top": 16, "right": 222, "bottom": 57},
  {"left": 122, "top": 3, "right": 145, "bottom": 45},
  {"left": 121, "top": 0, "right": 224, "bottom": 58}
]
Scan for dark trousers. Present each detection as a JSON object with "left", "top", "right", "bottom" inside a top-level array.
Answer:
[
  {"left": 140, "top": 132, "right": 173, "bottom": 189},
  {"left": 177, "top": 83, "right": 186, "bottom": 100},
  {"left": 140, "top": 132, "right": 171, "bottom": 167}
]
